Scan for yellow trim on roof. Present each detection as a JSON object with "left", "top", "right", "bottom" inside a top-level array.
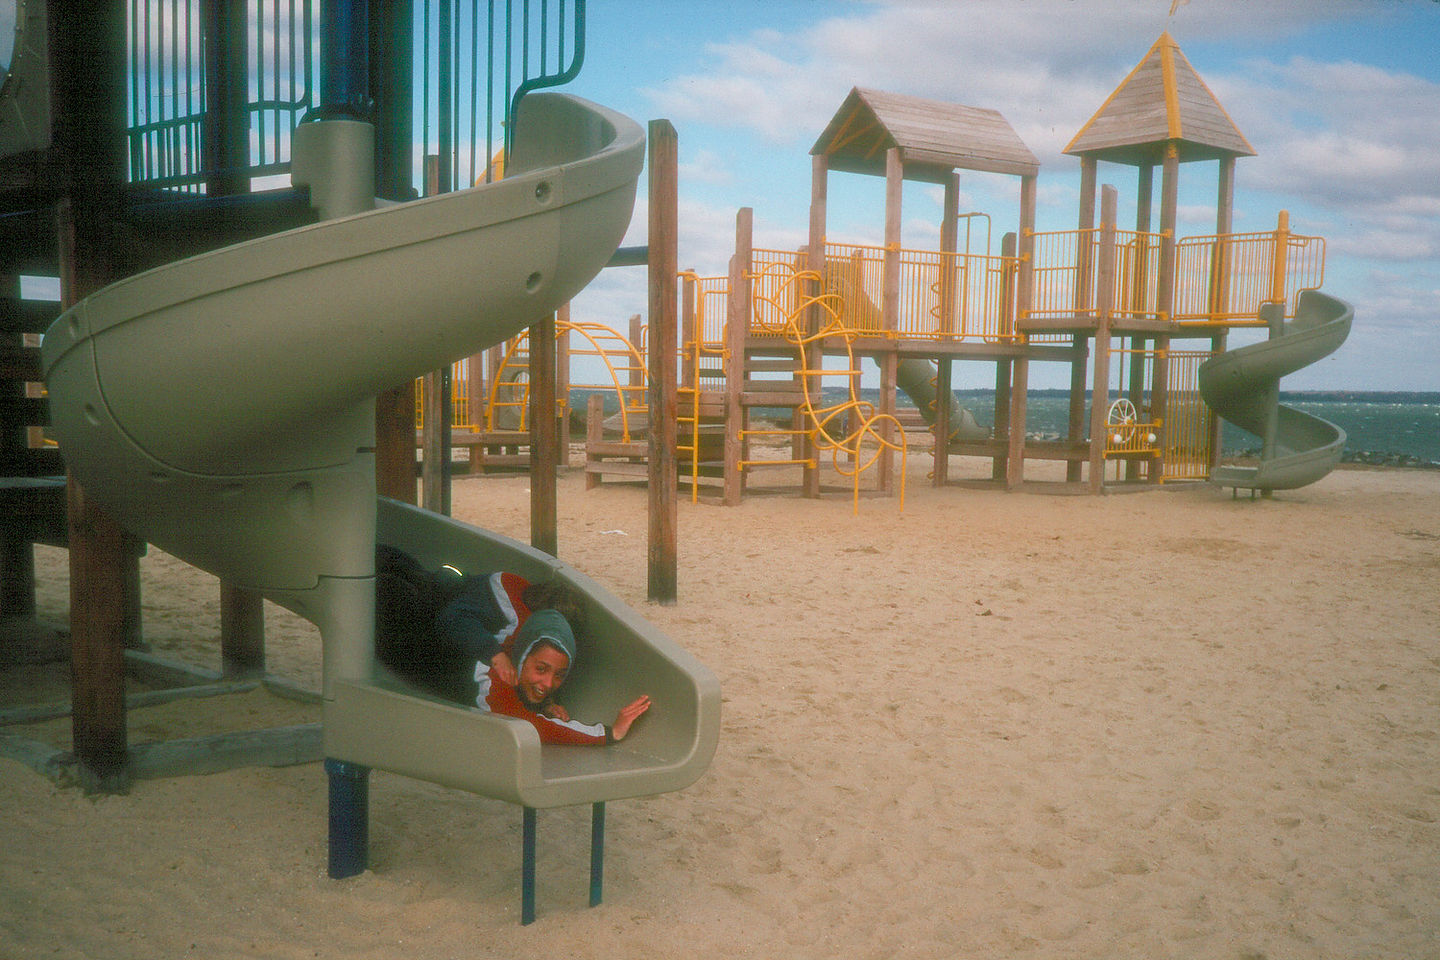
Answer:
[{"left": 1160, "top": 33, "right": 1183, "bottom": 141}]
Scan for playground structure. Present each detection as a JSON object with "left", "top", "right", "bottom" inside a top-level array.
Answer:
[
  {"left": 4, "top": 0, "right": 716, "bottom": 924},
  {"left": 655, "top": 34, "right": 1349, "bottom": 504},
  {"left": 392, "top": 32, "right": 1351, "bottom": 512},
  {"left": 0, "top": 5, "right": 1353, "bottom": 914}
]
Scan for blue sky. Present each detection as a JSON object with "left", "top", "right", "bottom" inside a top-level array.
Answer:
[{"left": 562, "top": 0, "right": 1440, "bottom": 391}]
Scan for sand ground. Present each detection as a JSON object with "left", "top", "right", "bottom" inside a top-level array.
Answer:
[{"left": 2, "top": 455, "right": 1437, "bottom": 959}]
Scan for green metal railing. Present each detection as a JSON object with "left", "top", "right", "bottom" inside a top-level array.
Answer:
[{"left": 124, "top": 0, "right": 585, "bottom": 194}]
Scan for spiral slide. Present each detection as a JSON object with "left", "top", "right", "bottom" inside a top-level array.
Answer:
[
  {"left": 42, "top": 93, "right": 718, "bottom": 849},
  {"left": 1198, "top": 289, "right": 1353, "bottom": 492},
  {"left": 896, "top": 358, "right": 990, "bottom": 442}
]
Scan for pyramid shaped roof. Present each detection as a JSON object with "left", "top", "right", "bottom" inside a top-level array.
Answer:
[
  {"left": 813, "top": 87, "right": 1039, "bottom": 184},
  {"left": 1064, "top": 32, "right": 1254, "bottom": 165}
]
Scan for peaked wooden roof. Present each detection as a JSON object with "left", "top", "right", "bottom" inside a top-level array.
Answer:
[
  {"left": 812, "top": 87, "right": 1039, "bottom": 184},
  {"left": 1064, "top": 32, "right": 1254, "bottom": 165}
]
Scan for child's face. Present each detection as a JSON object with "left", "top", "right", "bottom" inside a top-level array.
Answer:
[{"left": 517, "top": 643, "right": 570, "bottom": 706}]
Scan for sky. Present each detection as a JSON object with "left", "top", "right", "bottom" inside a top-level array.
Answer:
[
  {"left": 558, "top": 0, "right": 1440, "bottom": 392},
  {"left": 4, "top": 1, "right": 1435, "bottom": 391}
]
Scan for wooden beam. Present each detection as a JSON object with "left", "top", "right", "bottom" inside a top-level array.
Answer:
[
  {"left": 1207, "top": 155, "right": 1237, "bottom": 473},
  {"left": 220, "top": 582, "right": 265, "bottom": 679},
  {"left": 646, "top": 120, "right": 679, "bottom": 605},
  {"left": 556, "top": 304, "right": 571, "bottom": 468},
  {"left": 1153, "top": 146, "right": 1181, "bottom": 484},
  {"left": 803, "top": 155, "right": 828, "bottom": 499},
  {"left": 375, "top": 381, "right": 417, "bottom": 502},
  {"left": 1067, "top": 157, "right": 1097, "bottom": 483},
  {"left": 65, "top": 474, "right": 130, "bottom": 790},
  {"left": 585, "top": 394, "right": 604, "bottom": 491},
  {"left": 724, "top": 212, "right": 751, "bottom": 507},
  {"left": 1089, "top": 186, "right": 1119, "bottom": 494},
  {"left": 419, "top": 156, "right": 447, "bottom": 513},
  {"left": 530, "top": 311, "right": 558, "bottom": 556}
]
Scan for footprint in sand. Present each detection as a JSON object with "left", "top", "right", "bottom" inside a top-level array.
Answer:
[
  {"left": 1108, "top": 856, "right": 1150, "bottom": 876},
  {"left": 1183, "top": 797, "right": 1224, "bottom": 821}
]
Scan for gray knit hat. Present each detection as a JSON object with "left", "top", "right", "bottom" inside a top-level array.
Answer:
[{"left": 513, "top": 608, "right": 577, "bottom": 671}]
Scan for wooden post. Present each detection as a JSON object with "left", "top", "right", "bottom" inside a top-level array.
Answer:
[
  {"left": 220, "top": 582, "right": 265, "bottom": 679},
  {"left": 646, "top": 120, "right": 679, "bottom": 605},
  {"left": 1007, "top": 172, "right": 1037, "bottom": 490},
  {"left": 57, "top": 188, "right": 133, "bottom": 792},
  {"left": 66, "top": 477, "right": 130, "bottom": 791},
  {"left": 419, "top": 155, "right": 449, "bottom": 512},
  {"left": 1068, "top": 157, "right": 1098, "bottom": 482},
  {"left": 1128, "top": 163, "right": 1155, "bottom": 482},
  {"left": 1207, "top": 155, "right": 1237, "bottom": 472},
  {"left": 933, "top": 357, "right": 951, "bottom": 487},
  {"left": 421, "top": 368, "right": 445, "bottom": 510},
  {"left": 585, "top": 394, "right": 604, "bottom": 491},
  {"left": 876, "top": 148, "right": 903, "bottom": 492},
  {"left": 530, "top": 311, "right": 558, "bottom": 556},
  {"left": 628, "top": 313, "right": 645, "bottom": 391},
  {"left": 802, "top": 155, "right": 829, "bottom": 499},
  {"left": 995, "top": 232, "right": 1017, "bottom": 482},
  {"left": 992, "top": 359, "right": 1010, "bottom": 483},
  {"left": 932, "top": 173, "right": 959, "bottom": 486},
  {"left": 1088, "top": 186, "right": 1119, "bottom": 494},
  {"left": 556, "top": 302, "right": 571, "bottom": 467},
  {"left": 375, "top": 381, "right": 417, "bottom": 502},
  {"left": 680, "top": 277, "right": 697, "bottom": 391},
  {"left": 724, "top": 212, "right": 751, "bottom": 507},
  {"left": 939, "top": 172, "right": 959, "bottom": 335},
  {"left": 1152, "top": 144, "right": 1180, "bottom": 484}
]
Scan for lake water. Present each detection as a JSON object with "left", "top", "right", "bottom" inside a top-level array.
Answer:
[{"left": 892, "top": 390, "right": 1440, "bottom": 467}]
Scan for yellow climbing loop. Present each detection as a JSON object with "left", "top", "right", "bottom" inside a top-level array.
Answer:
[
  {"left": 748, "top": 260, "right": 907, "bottom": 514},
  {"left": 485, "top": 319, "right": 648, "bottom": 441}
]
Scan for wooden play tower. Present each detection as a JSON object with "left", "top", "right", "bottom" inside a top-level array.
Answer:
[{"left": 670, "top": 32, "right": 1326, "bottom": 504}]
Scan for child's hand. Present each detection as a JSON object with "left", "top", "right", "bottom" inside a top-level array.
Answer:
[
  {"left": 610, "top": 695, "right": 651, "bottom": 741},
  {"left": 490, "top": 651, "right": 517, "bottom": 686},
  {"left": 543, "top": 702, "right": 570, "bottom": 721}
]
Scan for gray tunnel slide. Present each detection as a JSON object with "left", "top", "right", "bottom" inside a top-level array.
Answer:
[
  {"left": 43, "top": 93, "right": 719, "bottom": 811},
  {"left": 1198, "top": 289, "right": 1353, "bottom": 492}
]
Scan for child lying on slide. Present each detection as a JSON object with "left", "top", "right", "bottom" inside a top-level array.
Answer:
[
  {"left": 480, "top": 608, "right": 651, "bottom": 746},
  {"left": 375, "top": 545, "right": 649, "bottom": 745}
]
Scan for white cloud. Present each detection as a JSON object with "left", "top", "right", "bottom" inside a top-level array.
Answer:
[
  {"left": 620, "top": 0, "right": 1439, "bottom": 387},
  {"left": 678, "top": 148, "right": 735, "bottom": 186}
]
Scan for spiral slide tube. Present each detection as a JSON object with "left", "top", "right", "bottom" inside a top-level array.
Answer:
[
  {"left": 1198, "top": 289, "right": 1353, "bottom": 492},
  {"left": 42, "top": 93, "right": 719, "bottom": 815}
]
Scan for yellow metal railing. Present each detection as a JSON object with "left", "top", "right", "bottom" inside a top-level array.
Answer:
[
  {"left": 1159, "top": 353, "right": 1215, "bottom": 481},
  {"left": 415, "top": 356, "right": 484, "bottom": 429},
  {"left": 1112, "top": 229, "right": 1165, "bottom": 321},
  {"left": 1027, "top": 227, "right": 1166, "bottom": 322},
  {"left": 750, "top": 248, "right": 807, "bottom": 337},
  {"left": 1174, "top": 212, "right": 1324, "bottom": 324},
  {"left": 1094, "top": 346, "right": 1215, "bottom": 481},
  {"left": 812, "top": 242, "right": 1020, "bottom": 341}
]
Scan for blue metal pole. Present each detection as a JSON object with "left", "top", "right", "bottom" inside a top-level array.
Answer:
[
  {"left": 521, "top": 806, "right": 538, "bottom": 924},
  {"left": 319, "top": 0, "right": 371, "bottom": 119},
  {"left": 589, "top": 801, "right": 605, "bottom": 907},
  {"left": 325, "top": 758, "right": 370, "bottom": 878}
]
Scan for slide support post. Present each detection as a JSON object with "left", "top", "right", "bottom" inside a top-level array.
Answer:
[
  {"left": 325, "top": 758, "right": 370, "bottom": 879},
  {"left": 590, "top": 801, "right": 606, "bottom": 907},
  {"left": 522, "top": 806, "right": 538, "bottom": 924}
]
